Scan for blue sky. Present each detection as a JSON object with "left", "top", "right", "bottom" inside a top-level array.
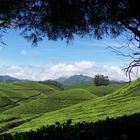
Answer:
[
  {"left": 0, "top": 29, "right": 135, "bottom": 81},
  {"left": 1, "top": 29, "right": 129, "bottom": 65}
]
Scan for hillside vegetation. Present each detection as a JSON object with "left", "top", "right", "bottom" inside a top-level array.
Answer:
[
  {"left": 0, "top": 82, "right": 54, "bottom": 112},
  {"left": 0, "top": 81, "right": 99, "bottom": 135},
  {"left": 65, "top": 83, "right": 124, "bottom": 96},
  {"left": 1, "top": 88, "right": 96, "bottom": 114},
  {"left": 1, "top": 112, "right": 140, "bottom": 140},
  {"left": 0, "top": 79, "right": 139, "bottom": 136}
]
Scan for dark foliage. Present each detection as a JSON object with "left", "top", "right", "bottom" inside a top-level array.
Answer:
[
  {"left": 94, "top": 74, "right": 109, "bottom": 86},
  {"left": 1, "top": 112, "right": 140, "bottom": 140},
  {"left": 39, "top": 80, "right": 64, "bottom": 90},
  {"left": 0, "top": 0, "right": 139, "bottom": 44}
]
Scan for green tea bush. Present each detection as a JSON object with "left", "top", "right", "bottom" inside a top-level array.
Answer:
[{"left": 1, "top": 112, "right": 140, "bottom": 140}]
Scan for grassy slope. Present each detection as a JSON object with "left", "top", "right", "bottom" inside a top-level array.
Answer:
[
  {"left": 0, "top": 82, "right": 97, "bottom": 134},
  {"left": 0, "top": 82, "right": 122, "bottom": 114},
  {"left": 65, "top": 83, "right": 124, "bottom": 96},
  {"left": 0, "top": 82, "right": 54, "bottom": 112},
  {"left": 5, "top": 79, "right": 140, "bottom": 134},
  {"left": 1, "top": 88, "right": 96, "bottom": 114}
]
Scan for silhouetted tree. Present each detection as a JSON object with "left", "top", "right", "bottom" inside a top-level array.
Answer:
[{"left": 0, "top": 0, "right": 139, "bottom": 43}]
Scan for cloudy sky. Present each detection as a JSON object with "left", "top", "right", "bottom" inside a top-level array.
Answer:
[{"left": 0, "top": 29, "right": 137, "bottom": 81}]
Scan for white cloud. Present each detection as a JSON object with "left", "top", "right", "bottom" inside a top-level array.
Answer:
[
  {"left": 77, "top": 40, "right": 123, "bottom": 48},
  {"left": 20, "top": 49, "right": 41, "bottom": 56},
  {"left": 0, "top": 61, "right": 138, "bottom": 81},
  {"left": 20, "top": 49, "right": 28, "bottom": 55}
]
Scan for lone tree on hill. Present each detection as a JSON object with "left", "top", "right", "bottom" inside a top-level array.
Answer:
[
  {"left": 94, "top": 75, "right": 109, "bottom": 86},
  {"left": 0, "top": 0, "right": 139, "bottom": 79}
]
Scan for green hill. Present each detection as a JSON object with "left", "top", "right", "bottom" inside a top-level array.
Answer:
[
  {"left": 3, "top": 79, "right": 140, "bottom": 134},
  {"left": 0, "top": 82, "right": 54, "bottom": 112},
  {"left": 0, "top": 81, "right": 96, "bottom": 114},
  {"left": 65, "top": 83, "right": 124, "bottom": 96},
  {"left": 0, "top": 81, "right": 98, "bottom": 134},
  {"left": 1, "top": 88, "right": 96, "bottom": 114}
]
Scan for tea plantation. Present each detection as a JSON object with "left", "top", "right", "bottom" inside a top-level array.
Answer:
[{"left": 0, "top": 79, "right": 140, "bottom": 139}]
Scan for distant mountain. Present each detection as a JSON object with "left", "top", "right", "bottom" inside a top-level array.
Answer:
[
  {"left": 56, "top": 77, "right": 67, "bottom": 83},
  {"left": 0, "top": 75, "right": 21, "bottom": 82},
  {"left": 56, "top": 75, "right": 93, "bottom": 85}
]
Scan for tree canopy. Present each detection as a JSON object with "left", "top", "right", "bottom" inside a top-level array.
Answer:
[
  {"left": 94, "top": 74, "right": 109, "bottom": 86},
  {"left": 0, "top": 0, "right": 139, "bottom": 43}
]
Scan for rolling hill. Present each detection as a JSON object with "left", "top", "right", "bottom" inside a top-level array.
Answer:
[
  {"left": 0, "top": 79, "right": 140, "bottom": 135},
  {"left": 0, "top": 82, "right": 56, "bottom": 113},
  {"left": 65, "top": 83, "right": 124, "bottom": 96},
  {"left": 1, "top": 88, "right": 96, "bottom": 115},
  {"left": 0, "top": 81, "right": 98, "bottom": 134}
]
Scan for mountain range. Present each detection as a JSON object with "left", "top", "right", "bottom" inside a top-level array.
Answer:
[
  {"left": 0, "top": 74, "right": 126, "bottom": 85},
  {"left": 0, "top": 75, "right": 20, "bottom": 82},
  {"left": 56, "top": 74, "right": 93, "bottom": 85}
]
